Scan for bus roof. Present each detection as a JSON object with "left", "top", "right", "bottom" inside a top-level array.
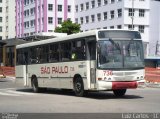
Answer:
[{"left": 16, "top": 29, "right": 140, "bottom": 49}]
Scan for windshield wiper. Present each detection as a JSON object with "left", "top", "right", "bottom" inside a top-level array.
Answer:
[{"left": 109, "top": 39, "right": 121, "bottom": 51}]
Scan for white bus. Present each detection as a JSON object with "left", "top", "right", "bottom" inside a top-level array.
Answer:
[{"left": 16, "top": 30, "right": 145, "bottom": 97}]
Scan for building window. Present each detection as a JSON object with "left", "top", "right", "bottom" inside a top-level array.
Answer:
[
  {"left": 128, "top": 8, "right": 135, "bottom": 16},
  {"left": 58, "top": 18, "right": 62, "bottom": 24},
  {"left": 30, "top": 20, "right": 35, "bottom": 27},
  {"left": 91, "top": 0, "right": 95, "bottom": 8},
  {"left": 27, "top": 9, "right": 29, "bottom": 16},
  {"left": 58, "top": 5, "right": 62, "bottom": 12},
  {"left": 104, "top": 0, "right": 108, "bottom": 5},
  {"left": 118, "top": 0, "right": 122, "bottom": 2},
  {"left": 68, "top": 5, "right": 71, "bottom": 12},
  {"left": 42, "top": 5, "right": 44, "bottom": 10},
  {"left": 85, "top": 16, "right": 89, "bottom": 23},
  {"left": 75, "top": 5, "right": 78, "bottom": 12},
  {"left": 117, "top": 9, "right": 122, "bottom": 18},
  {"left": 103, "top": 27, "right": 107, "bottom": 29},
  {"left": 48, "top": 4, "right": 53, "bottom": 11},
  {"left": 0, "top": 17, "right": 2, "bottom": 22},
  {"left": 110, "top": 26, "right": 114, "bottom": 29},
  {"left": 30, "top": 0, "right": 34, "bottom": 3},
  {"left": 117, "top": 25, "right": 122, "bottom": 29},
  {"left": 111, "top": 0, "right": 115, "bottom": 4},
  {"left": 0, "top": 7, "right": 2, "bottom": 12},
  {"left": 80, "top": 17, "right": 83, "bottom": 24},
  {"left": 91, "top": 15, "right": 95, "bottom": 22},
  {"left": 110, "top": 10, "right": 114, "bottom": 19},
  {"left": 0, "top": 26, "right": 2, "bottom": 32},
  {"left": 128, "top": 25, "right": 134, "bottom": 30},
  {"left": 75, "top": 18, "right": 78, "bottom": 24},
  {"left": 97, "top": 0, "right": 101, "bottom": 7},
  {"left": 97, "top": 13, "right": 101, "bottom": 21},
  {"left": 48, "top": 17, "right": 53, "bottom": 24},
  {"left": 27, "top": 21, "right": 29, "bottom": 28},
  {"left": 103, "top": 12, "right": 107, "bottom": 20},
  {"left": 80, "top": 4, "right": 84, "bottom": 11},
  {"left": 139, "top": 9, "right": 145, "bottom": 17},
  {"left": 0, "top": 0, "right": 2, "bottom": 3},
  {"left": 86, "top": 2, "right": 89, "bottom": 10},
  {"left": 30, "top": 7, "right": 35, "bottom": 15},
  {"left": 139, "top": 25, "right": 145, "bottom": 33}
]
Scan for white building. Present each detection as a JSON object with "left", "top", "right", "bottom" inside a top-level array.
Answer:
[
  {"left": 0, "top": 0, "right": 16, "bottom": 40},
  {"left": 149, "top": 0, "right": 160, "bottom": 56},
  {"left": 74, "top": 0, "right": 150, "bottom": 56}
]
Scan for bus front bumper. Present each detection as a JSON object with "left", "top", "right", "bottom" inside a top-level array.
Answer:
[{"left": 97, "top": 80, "right": 145, "bottom": 90}]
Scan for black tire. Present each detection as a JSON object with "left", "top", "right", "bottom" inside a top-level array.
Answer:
[
  {"left": 32, "top": 77, "right": 39, "bottom": 93},
  {"left": 73, "top": 77, "right": 85, "bottom": 97},
  {"left": 113, "top": 89, "right": 126, "bottom": 97}
]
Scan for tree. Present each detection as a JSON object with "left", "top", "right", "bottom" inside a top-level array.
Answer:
[{"left": 54, "top": 19, "right": 81, "bottom": 35}]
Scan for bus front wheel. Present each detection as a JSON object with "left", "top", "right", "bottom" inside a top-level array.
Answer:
[
  {"left": 73, "top": 77, "right": 85, "bottom": 97},
  {"left": 113, "top": 89, "right": 126, "bottom": 97},
  {"left": 32, "top": 77, "right": 39, "bottom": 93}
]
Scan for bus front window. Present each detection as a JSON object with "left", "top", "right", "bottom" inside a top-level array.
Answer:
[
  {"left": 98, "top": 40, "right": 123, "bottom": 69},
  {"left": 98, "top": 40, "right": 144, "bottom": 69}
]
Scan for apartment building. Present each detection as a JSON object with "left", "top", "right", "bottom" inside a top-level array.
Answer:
[
  {"left": 16, "top": 0, "right": 75, "bottom": 38},
  {"left": 0, "top": 0, "right": 15, "bottom": 40}
]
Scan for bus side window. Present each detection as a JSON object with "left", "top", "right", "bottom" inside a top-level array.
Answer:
[
  {"left": 60, "top": 42, "right": 71, "bottom": 61},
  {"left": 88, "top": 41, "right": 96, "bottom": 60},
  {"left": 49, "top": 43, "right": 59, "bottom": 62},
  {"left": 71, "top": 40, "right": 86, "bottom": 60},
  {"left": 30, "top": 47, "right": 39, "bottom": 64},
  {"left": 17, "top": 50, "right": 23, "bottom": 65},
  {"left": 39, "top": 45, "right": 49, "bottom": 63},
  {"left": 17, "top": 49, "right": 28, "bottom": 65}
]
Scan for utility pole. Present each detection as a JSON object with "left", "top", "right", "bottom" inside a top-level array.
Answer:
[
  {"left": 131, "top": 0, "right": 134, "bottom": 29},
  {"left": 155, "top": 41, "right": 160, "bottom": 56}
]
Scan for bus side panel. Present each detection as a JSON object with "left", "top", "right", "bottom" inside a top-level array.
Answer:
[
  {"left": 15, "top": 65, "right": 27, "bottom": 86},
  {"left": 28, "top": 64, "right": 48, "bottom": 88},
  {"left": 26, "top": 61, "right": 89, "bottom": 90}
]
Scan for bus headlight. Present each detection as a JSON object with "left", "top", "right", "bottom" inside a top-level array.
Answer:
[{"left": 140, "top": 76, "right": 144, "bottom": 80}]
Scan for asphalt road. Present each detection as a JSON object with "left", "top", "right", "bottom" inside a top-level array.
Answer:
[{"left": 0, "top": 79, "right": 160, "bottom": 114}]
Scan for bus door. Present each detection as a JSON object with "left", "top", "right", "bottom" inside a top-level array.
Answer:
[
  {"left": 16, "top": 49, "right": 29, "bottom": 86},
  {"left": 87, "top": 40, "right": 96, "bottom": 89}
]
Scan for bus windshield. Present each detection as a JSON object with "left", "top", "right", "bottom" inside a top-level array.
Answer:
[{"left": 97, "top": 40, "right": 144, "bottom": 70}]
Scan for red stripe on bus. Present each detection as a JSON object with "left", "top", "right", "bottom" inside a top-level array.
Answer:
[{"left": 112, "top": 82, "right": 137, "bottom": 90}]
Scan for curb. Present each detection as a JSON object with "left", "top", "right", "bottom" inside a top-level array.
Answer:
[{"left": 145, "top": 82, "right": 160, "bottom": 88}]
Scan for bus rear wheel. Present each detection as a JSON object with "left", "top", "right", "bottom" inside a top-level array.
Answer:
[
  {"left": 73, "top": 77, "right": 85, "bottom": 97},
  {"left": 113, "top": 89, "right": 126, "bottom": 97},
  {"left": 32, "top": 77, "right": 39, "bottom": 93}
]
